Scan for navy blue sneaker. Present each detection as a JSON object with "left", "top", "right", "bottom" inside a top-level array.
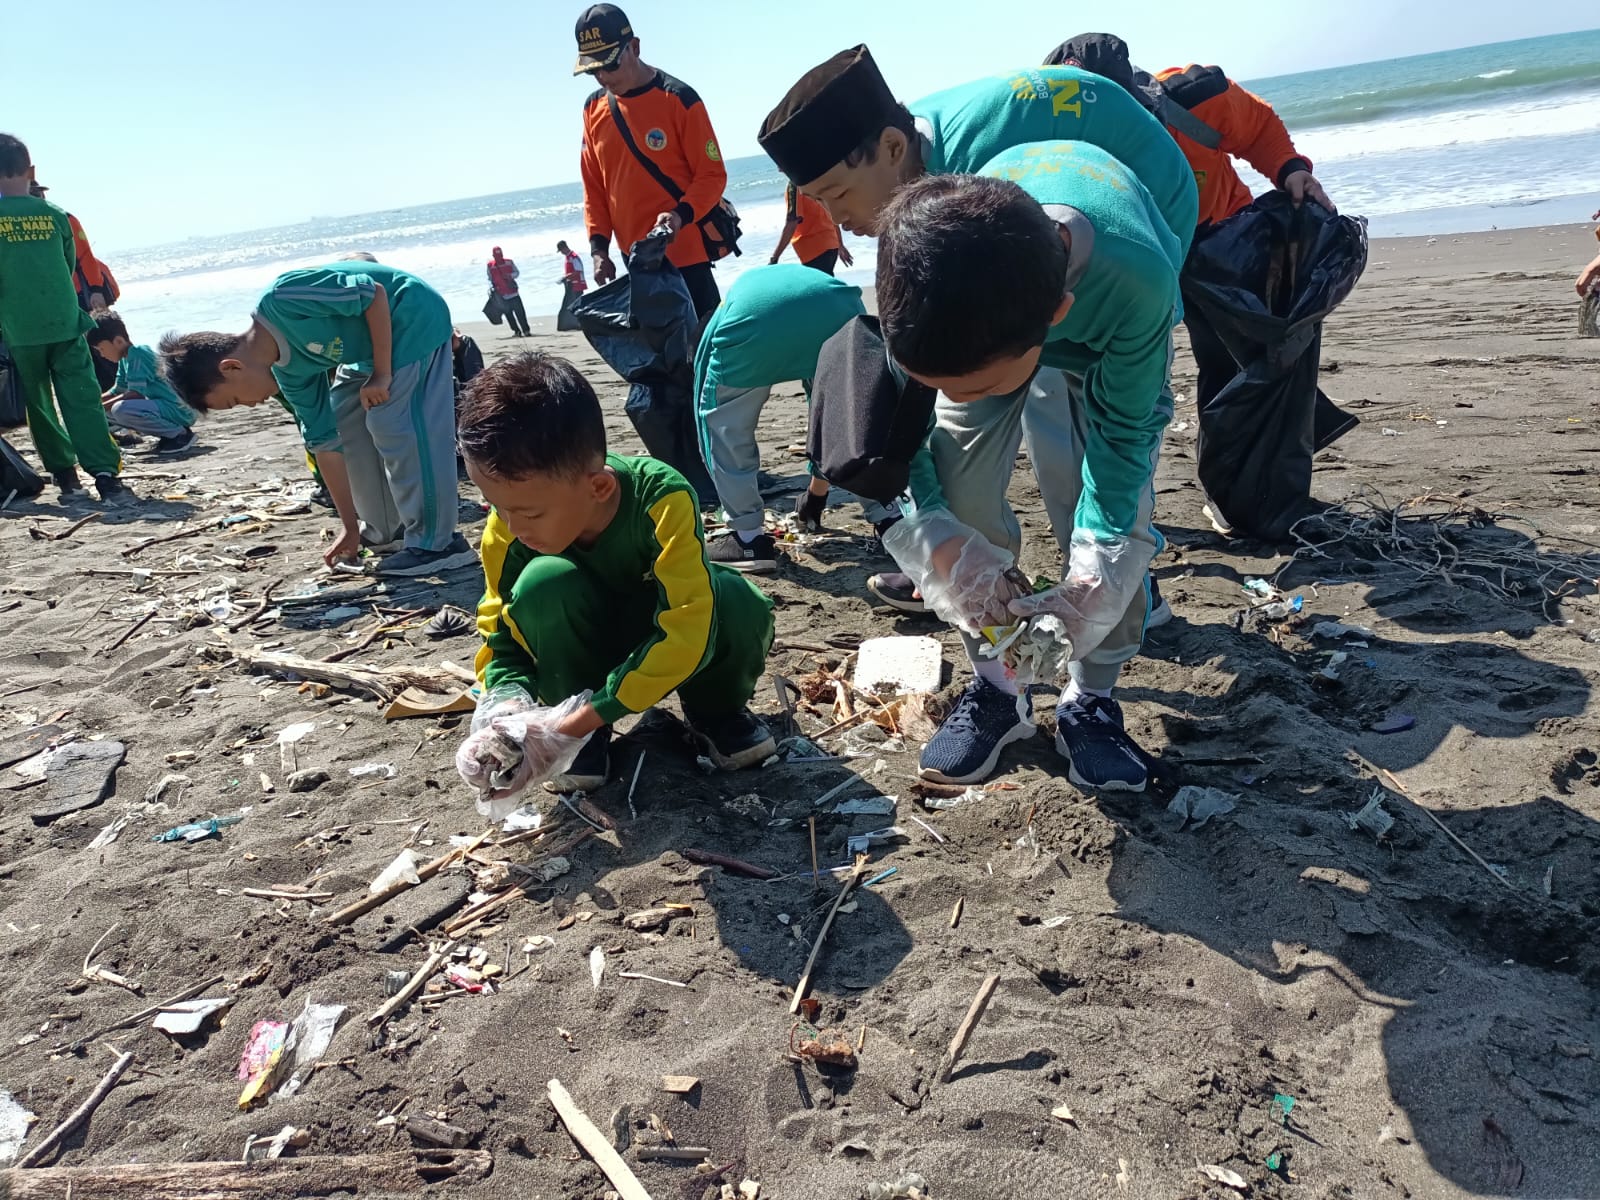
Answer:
[
  {"left": 1147, "top": 578, "right": 1173, "bottom": 628},
  {"left": 918, "top": 679, "right": 1034, "bottom": 785},
  {"left": 1054, "top": 695, "right": 1148, "bottom": 792},
  {"left": 546, "top": 727, "right": 612, "bottom": 794}
]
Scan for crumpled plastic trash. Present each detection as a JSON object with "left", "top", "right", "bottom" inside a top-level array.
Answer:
[
  {"left": 501, "top": 805, "right": 543, "bottom": 833},
  {"left": 866, "top": 1173, "right": 929, "bottom": 1200},
  {"left": 237, "top": 1001, "right": 348, "bottom": 1109},
  {"left": 847, "top": 826, "right": 909, "bottom": 855},
  {"left": 1345, "top": 790, "right": 1394, "bottom": 839},
  {"left": 152, "top": 815, "right": 244, "bottom": 843},
  {"left": 1167, "top": 786, "right": 1239, "bottom": 829},
  {"left": 153, "top": 996, "right": 234, "bottom": 1036},
  {"left": 1259, "top": 596, "right": 1304, "bottom": 620},
  {"left": 835, "top": 797, "right": 897, "bottom": 817},
  {"left": 369, "top": 849, "right": 422, "bottom": 894},
  {"left": 237, "top": 1020, "right": 291, "bottom": 1109},
  {"left": 978, "top": 613, "right": 1073, "bottom": 685},
  {"left": 0, "top": 1089, "right": 35, "bottom": 1165},
  {"left": 348, "top": 762, "right": 396, "bottom": 779},
  {"left": 1311, "top": 620, "right": 1374, "bottom": 641}
]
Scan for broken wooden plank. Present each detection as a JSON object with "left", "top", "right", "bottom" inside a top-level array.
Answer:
[
  {"left": 0, "top": 1150, "right": 490, "bottom": 1198},
  {"left": 547, "top": 1079, "right": 652, "bottom": 1200}
]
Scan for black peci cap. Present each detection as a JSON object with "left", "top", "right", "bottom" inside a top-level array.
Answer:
[
  {"left": 759, "top": 45, "right": 902, "bottom": 186},
  {"left": 574, "top": 3, "right": 633, "bottom": 75}
]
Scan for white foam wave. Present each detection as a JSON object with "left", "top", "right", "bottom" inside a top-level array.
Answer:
[
  {"left": 1302, "top": 92, "right": 1600, "bottom": 161},
  {"left": 1477, "top": 69, "right": 1517, "bottom": 80}
]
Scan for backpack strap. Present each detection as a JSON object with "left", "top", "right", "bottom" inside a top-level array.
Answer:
[
  {"left": 1156, "top": 91, "right": 1224, "bottom": 149},
  {"left": 606, "top": 91, "right": 687, "bottom": 204}
]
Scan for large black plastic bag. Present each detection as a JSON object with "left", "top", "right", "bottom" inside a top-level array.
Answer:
[
  {"left": 573, "top": 234, "right": 715, "bottom": 499},
  {"left": 1, "top": 436, "right": 44, "bottom": 501},
  {"left": 1181, "top": 193, "right": 1368, "bottom": 540},
  {"left": 0, "top": 339, "right": 24, "bottom": 430}
]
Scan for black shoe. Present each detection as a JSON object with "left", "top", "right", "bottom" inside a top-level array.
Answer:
[
  {"left": 309, "top": 485, "right": 335, "bottom": 509},
  {"left": 153, "top": 430, "right": 197, "bottom": 455},
  {"left": 1147, "top": 578, "right": 1173, "bottom": 628},
  {"left": 94, "top": 473, "right": 132, "bottom": 505},
  {"left": 794, "top": 490, "right": 827, "bottom": 533},
  {"left": 53, "top": 468, "right": 86, "bottom": 497},
  {"left": 867, "top": 572, "right": 928, "bottom": 615},
  {"left": 685, "top": 707, "right": 777, "bottom": 769},
  {"left": 918, "top": 678, "right": 1035, "bottom": 785},
  {"left": 708, "top": 532, "right": 779, "bottom": 574},
  {"left": 872, "top": 514, "right": 901, "bottom": 554},
  {"left": 1054, "top": 694, "right": 1148, "bottom": 792},
  {"left": 546, "top": 727, "right": 611, "bottom": 793},
  {"left": 375, "top": 534, "right": 479, "bottom": 576}
]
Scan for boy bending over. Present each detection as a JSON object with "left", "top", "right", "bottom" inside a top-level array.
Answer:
[
  {"left": 458, "top": 353, "right": 776, "bottom": 802},
  {"left": 88, "top": 311, "right": 198, "bottom": 454},
  {"left": 160, "top": 261, "right": 473, "bottom": 575}
]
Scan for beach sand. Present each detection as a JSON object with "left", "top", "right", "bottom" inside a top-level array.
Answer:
[{"left": 1, "top": 224, "right": 1597, "bottom": 1199}]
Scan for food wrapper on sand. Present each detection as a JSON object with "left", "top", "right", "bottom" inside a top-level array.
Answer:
[{"left": 978, "top": 614, "right": 1073, "bottom": 686}]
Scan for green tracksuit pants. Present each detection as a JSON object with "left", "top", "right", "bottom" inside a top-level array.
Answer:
[{"left": 13, "top": 337, "right": 120, "bottom": 477}]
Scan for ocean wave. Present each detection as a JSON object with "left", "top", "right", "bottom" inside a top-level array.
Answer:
[
  {"left": 1272, "top": 59, "right": 1600, "bottom": 130},
  {"left": 1301, "top": 92, "right": 1600, "bottom": 162},
  {"left": 1477, "top": 69, "right": 1517, "bottom": 80}
]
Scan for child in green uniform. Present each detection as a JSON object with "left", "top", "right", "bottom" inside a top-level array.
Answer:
[
  {"left": 0, "top": 133, "right": 127, "bottom": 501},
  {"left": 160, "top": 262, "right": 472, "bottom": 575},
  {"left": 456, "top": 353, "right": 776, "bottom": 803},
  {"left": 87, "top": 312, "right": 198, "bottom": 455}
]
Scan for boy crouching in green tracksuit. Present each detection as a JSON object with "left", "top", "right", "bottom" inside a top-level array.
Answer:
[{"left": 455, "top": 353, "right": 776, "bottom": 803}]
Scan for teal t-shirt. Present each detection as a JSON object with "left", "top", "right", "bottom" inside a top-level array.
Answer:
[
  {"left": 910, "top": 141, "right": 1182, "bottom": 544},
  {"left": 912, "top": 67, "right": 1198, "bottom": 260},
  {"left": 694, "top": 264, "right": 864, "bottom": 397},
  {"left": 115, "top": 344, "right": 195, "bottom": 430},
  {"left": 255, "top": 262, "right": 451, "bottom": 450}
]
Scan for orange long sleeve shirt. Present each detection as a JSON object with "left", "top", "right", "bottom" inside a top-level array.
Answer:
[
  {"left": 1156, "top": 65, "right": 1313, "bottom": 227},
  {"left": 581, "top": 70, "right": 729, "bottom": 270}
]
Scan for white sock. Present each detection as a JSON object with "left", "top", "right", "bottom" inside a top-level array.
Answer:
[
  {"left": 971, "top": 656, "right": 1020, "bottom": 695},
  {"left": 736, "top": 528, "right": 765, "bottom": 544},
  {"left": 1062, "top": 680, "right": 1111, "bottom": 705}
]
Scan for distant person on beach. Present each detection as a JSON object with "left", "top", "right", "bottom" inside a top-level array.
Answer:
[
  {"left": 87, "top": 311, "right": 198, "bottom": 454},
  {"left": 556, "top": 240, "right": 586, "bottom": 331},
  {"left": 770, "top": 182, "right": 853, "bottom": 275},
  {"left": 694, "top": 263, "right": 900, "bottom": 574},
  {"left": 1577, "top": 210, "right": 1600, "bottom": 298},
  {"left": 1044, "top": 34, "right": 1335, "bottom": 425},
  {"left": 575, "top": 3, "right": 731, "bottom": 319},
  {"left": 0, "top": 133, "right": 128, "bottom": 502},
  {"left": 456, "top": 353, "right": 775, "bottom": 800},
  {"left": 771, "top": 50, "right": 1193, "bottom": 792},
  {"left": 160, "top": 261, "right": 476, "bottom": 576},
  {"left": 487, "top": 247, "right": 531, "bottom": 337}
]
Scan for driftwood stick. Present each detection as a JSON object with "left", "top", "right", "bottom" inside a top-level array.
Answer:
[
  {"left": 121, "top": 523, "right": 210, "bottom": 559},
  {"left": 225, "top": 580, "right": 282, "bottom": 634},
  {"left": 547, "top": 1079, "right": 652, "bottom": 1200},
  {"left": 1376, "top": 766, "right": 1517, "bottom": 892},
  {"left": 0, "top": 1150, "right": 490, "bottom": 1197},
  {"left": 225, "top": 643, "right": 460, "bottom": 704},
  {"left": 56, "top": 974, "right": 227, "bottom": 1054},
  {"left": 936, "top": 973, "right": 1001, "bottom": 1084},
  {"left": 241, "top": 888, "right": 334, "bottom": 902},
  {"left": 323, "top": 831, "right": 492, "bottom": 926},
  {"left": 367, "top": 942, "right": 454, "bottom": 1029},
  {"left": 96, "top": 609, "right": 157, "bottom": 657},
  {"left": 16, "top": 1050, "right": 135, "bottom": 1167},
  {"left": 789, "top": 859, "right": 867, "bottom": 1014},
  {"left": 441, "top": 828, "right": 594, "bottom": 937},
  {"left": 30, "top": 512, "right": 104, "bottom": 543},
  {"left": 634, "top": 1146, "right": 710, "bottom": 1161},
  {"left": 679, "top": 848, "right": 778, "bottom": 880}
]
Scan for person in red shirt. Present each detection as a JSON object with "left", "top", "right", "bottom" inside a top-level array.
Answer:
[
  {"left": 574, "top": 3, "right": 730, "bottom": 318},
  {"left": 770, "top": 182, "right": 854, "bottom": 275},
  {"left": 1045, "top": 34, "right": 1336, "bottom": 421},
  {"left": 556, "top": 239, "right": 588, "bottom": 331},
  {"left": 487, "top": 247, "right": 531, "bottom": 338}
]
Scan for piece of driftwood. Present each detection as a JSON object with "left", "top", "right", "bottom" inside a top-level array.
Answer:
[
  {"left": 679, "top": 849, "right": 777, "bottom": 880},
  {"left": 634, "top": 1147, "right": 710, "bottom": 1162},
  {"left": 225, "top": 581, "right": 282, "bottom": 634},
  {"left": 936, "top": 973, "right": 1001, "bottom": 1084},
  {"left": 29, "top": 512, "right": 104, "bottom": 543},
  {"left": 15, "top": 1050, "right": 135, "bottom": 1167},
  {"left": 367, "top": 942, "right": 455, "bottom": 1029},
  {"left": 323, "top": 831, "right": 492, "bottom": 927},
  {"left": 404, "top": 1115, "right": 470, "bottom": 1148},
  {"left": 441, "top": 828, "right": 594, "bottom": 937},
  {"left": 0, "top": 1150, "right": 491, "bottom": 1198},
  {"left": 121, "top": 524, "right": 211, "bottom": 559},
  {"left": 1376, "top": 765, "right": 1517, "bottom": 892},
  {"left": 55, "top": 974, "right": 227, "bottom": 1054},
  {"left": 224, "top": 644, "right": 462, "bottom": 704},
  {"left": 97, "top": 610, "right": 157, "bottom": 657},
  {"left": 547, "top": 1079, "right": 652, "bottom": 1200},
  {"left": 788, "top": 860, "right": 867, "bottom": 1014}
]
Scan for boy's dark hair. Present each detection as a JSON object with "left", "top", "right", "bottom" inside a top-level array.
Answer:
[
  {"left": 0, "top": 133, "right": 30, "bottom": 177},
  {"left": 87, "top": 310, "right": 129, "bottom": 348},
  {"left": 842, "top": 104, "right": 915, "bottom": 169},
  {"left": 458, "top": 353, "right": 606, "bottom": 478},
  {"left": 877, "top": 174, "right": 1068, "bottom": 377},
  {"left": 157, "top": 330, "right": 243, "bottom": 411}
]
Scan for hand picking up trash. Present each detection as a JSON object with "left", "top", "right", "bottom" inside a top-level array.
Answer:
[{"left": 455, "top": 687, "right": 596, "bottom": 819}]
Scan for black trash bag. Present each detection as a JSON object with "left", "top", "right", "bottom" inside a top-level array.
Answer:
[
  {"left": 573, "top": 233, "right": 715, "bottom": 499},
  {"left": 482, "top": 289, "right": 506, "bottom": 326},
  {"left": 556, "top": 281, "right": 583, "bottom": 333},
  {"left": 1, "top": 435, "right": 44, "bottom": 501},
  {"left": 1180, "top": 192, "right": 1368, "bottom": 540},
  {"left": 0, "top": 338, "right": 24, "bottom": 430}
]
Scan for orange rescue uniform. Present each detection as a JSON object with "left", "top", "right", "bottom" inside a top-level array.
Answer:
[
  {"left": 581, "top": 70, "right": 728, "bottom": 270},
  {"left": 785, "top": 183, "right": 842, "bottom": 263},
  {"left": 1155, "top": 65, "right": 1313, "bottom": 227}
]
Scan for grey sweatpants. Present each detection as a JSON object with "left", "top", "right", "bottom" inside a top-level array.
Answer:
[
  {"left": 329, "top": 342, "right": 458, "bottom": 552},
  {"left": 927, "top": 364, "right": 1169, "bottom": 692},
  {"left": 699, "top": 383, "right": 899, "bottom": 532},
  {"left": 107, "top": 397, "right": 187, "bottom": 440}
]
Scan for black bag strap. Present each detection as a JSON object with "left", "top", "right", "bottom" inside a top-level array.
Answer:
[
  {"left": 606, "top": 91, "right": 688, "bottom": 207},
  {"left": 1156, "top": 92, "right": 1224, "bottom": 150}
]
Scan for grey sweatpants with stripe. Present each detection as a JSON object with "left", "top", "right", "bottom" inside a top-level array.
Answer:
[
  {"left": 107, "top": 397, "right": 187, "bottom": 440},
  {"left": 329, "top": 342, "right": 458, "bottom": 552},
  {"left": 927, "top": 363, "right": 1169, "bottom": 692},
  {"left": 699, "top": 383, "right": 900, "bottom": 532}
]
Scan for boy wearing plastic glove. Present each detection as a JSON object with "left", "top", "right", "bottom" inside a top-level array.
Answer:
[
  {"left": 821, "top": 145, "right": 1184, "bottom": 791},
  {"left": 456, "top": 352, "right": 777, "bottom": 812}
]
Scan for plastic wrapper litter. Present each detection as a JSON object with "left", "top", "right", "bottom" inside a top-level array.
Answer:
[
  {"left": 1006, "top": 532, "right": 1154, "bottom": 664},
  {"left": 455, "top": 688, "right": 595, "bottom": 820}
]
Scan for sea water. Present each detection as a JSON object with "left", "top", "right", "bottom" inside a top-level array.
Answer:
[{"left": 106, "top": 30, "right": 1600, "bottom": 335}]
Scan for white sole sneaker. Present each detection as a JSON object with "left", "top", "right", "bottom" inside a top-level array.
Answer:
[
  {"left": 377, "top": 546, "right": 480, "bottom": 577},
  {"left": 917, "top": 721, "right": 1034, "bottom": 786}
]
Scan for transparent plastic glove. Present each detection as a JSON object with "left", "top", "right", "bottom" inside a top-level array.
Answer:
[
  {"left": 881, "top": 508, "right": 1023, "bottom": 634},
  {"left": 456, "top": 689, "right": 594, "bottom": 820},
  {"left": 1006, "top": 533, "right": 1155, "bottom": 662}
]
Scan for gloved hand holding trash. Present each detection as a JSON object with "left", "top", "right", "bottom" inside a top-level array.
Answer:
[
  {"left": 1005, "top": 532, "right": 1154, "bottom": 665},
  {"left": 455, "top": 687, "right": 595, "bottom": 820},
  {"left": 880, "top": 508, "right": 1028, "bottom": 635}
]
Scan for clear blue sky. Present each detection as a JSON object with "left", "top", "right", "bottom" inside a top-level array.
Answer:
[{"left": 9, "top": 0, "right": 1594, "bottom": 250}]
